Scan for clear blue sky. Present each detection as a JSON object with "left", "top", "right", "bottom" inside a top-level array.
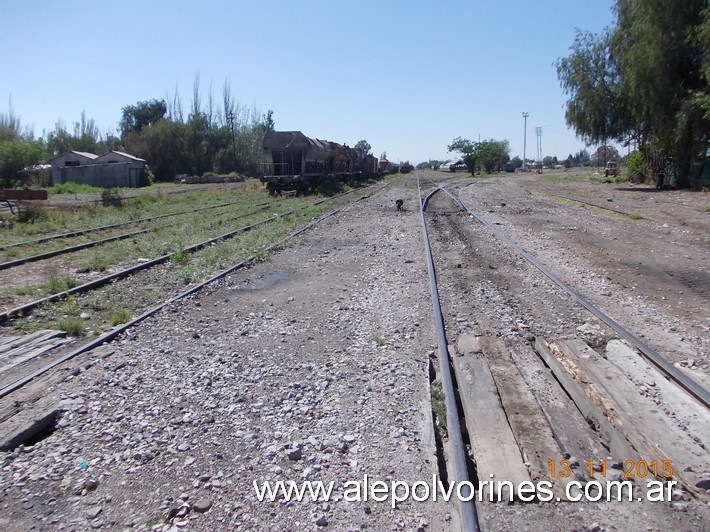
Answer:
[{"left": 1, "top": 0, "right": 617, "bottom": 164}]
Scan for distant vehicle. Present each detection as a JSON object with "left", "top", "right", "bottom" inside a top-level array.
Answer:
[{"left": 605, "top": 161, "right": 618, "bottom": 177}]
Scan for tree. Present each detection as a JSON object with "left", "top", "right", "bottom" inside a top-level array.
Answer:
[
  {"left": 475, "top": 139, "right": 510, "bottom": 173},
  {"left": 557, "top": 0, "right": 709, "bottom": 187},
  {"left": 119, "top": 99, "right": 167, "bottom": 138},
  {"left": 354, "top": 140, "right": 371, "bottom": 160},
  {"left": 542, "top": 156, "right": 559, "bottom": 168},
  {"left": 447, "top": 137, "right": 477, "bottom": 175},
  {"left": 556, "top": 29, "right": 626, "bottom": 149},
  {"left": 125, "top": 118, "right": 186, "bottom": 182},
  {"left": 0, "top": 109, "right": 45, "bottom": 187},
  {"left": 592, "top": 145, "right": 620, "bottom": 166}
]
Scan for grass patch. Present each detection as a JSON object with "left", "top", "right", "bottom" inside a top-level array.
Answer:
[
  {"left": 110, "top": 308, "right": 132, "bottom": 326},
  {"left": 56, "top": 318, "right": 86, "bottom": 337},
  {"left": 170, "top": 246, "right": 190, "bottom": 265},
  {"left": 46, "top": 276, "right": 78, "bottom": 295},
  {"left": 430, "top": 385, "right": 447, "bottom": 428},
  {"left": 372, "top": 336, "right": 387, "bottom": 347},
  {"left": 8, "top": 286, "right": 38, "bottom": 297},
  {"left": 48, "top": 183, "right": 104, "bottom": 195}
]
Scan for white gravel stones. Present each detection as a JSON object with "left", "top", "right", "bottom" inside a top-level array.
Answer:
[{"left": 0, "top": 186, "right": 447, "bottom": 530}]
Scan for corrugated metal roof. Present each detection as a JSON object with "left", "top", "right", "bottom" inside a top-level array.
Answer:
[
  {"left": 49, "top": 151, "right": 99, "bottom": 161},
  {"left": 98, "top": 150, "right": 146, "bottom": 162}
]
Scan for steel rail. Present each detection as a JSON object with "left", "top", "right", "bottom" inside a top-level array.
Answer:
[
  {"left": 0, "top": 186, "right": 380, "bottom": 399},
  {"left": 542, "top": 192, "right": 639, "bottom": 218},
  {"left": 0, "top": 212, "right": 293, "bottom": 324},
  {"left": 434, "top": 183, "right": 709, "bottom": 409},
  {"left": 0, "top": 203, "right": 274, "bottom": 271},
  {"left": 0, "top": 185, "right": 370, "bottom": 324},
  {"left": 0, "top": 199, "right": 256, "bottom": 251},
  {"left": 416, "top": 172, "right": 479, "bottom": 532}
]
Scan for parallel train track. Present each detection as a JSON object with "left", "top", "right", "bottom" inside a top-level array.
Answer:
[
  {"left": 0, "top": 184, "right": 381, "bottom": 401},
  {"left": 415, "top": 171, "right": 708, "bottom": 531},
  {"left": 0, "top": 174, "right": 706, "bottom": 530}
]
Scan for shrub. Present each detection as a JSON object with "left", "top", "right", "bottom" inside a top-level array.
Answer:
[
  {"left": 626, "top": 151, "right": 648, "bottom": 183},
  {"left": 16, "top": 202, "right": 47, "bottom": 224},
  {"left": 57, "top": 318, "right": 86, "bottom": 337},
  {"left": 101, "top": 188, "right": 123, "bottom": 207}
]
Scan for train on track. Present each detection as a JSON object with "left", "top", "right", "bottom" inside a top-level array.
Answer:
[{"left": 260, "top": 131, "right": 384, "bottom": 195}]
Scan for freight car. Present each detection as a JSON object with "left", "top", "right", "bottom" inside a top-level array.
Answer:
[{"left": 260, "top": 131, "right": 379, "bottom": 195}]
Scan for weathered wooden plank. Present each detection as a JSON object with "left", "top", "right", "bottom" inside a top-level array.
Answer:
[
  {"left": 478, "top": 337, "right": 570, "bottom": 500},
  {"left": 0, "top": 330, "right": 65, "bottom": 356},
  {"left": 0, "top": 406, "right": 61, "bottom": 451},
  {"left": 0, "top": 189, "right": 48, "bottom": 201},
  {"left": 0, "top": 339, "right": 72, "bottom": 375},
  {"left": 506, "top": 338, "right": 608, "bottom": 468},
  {"left": 605, "top": 339, "right": 710, "bottom": 451},
  {"left": 451, "top": 338, "right": 530, "bottom": 502},
  {"left": 534, "top": 338, "right": 639, "bottom": 465},
  {"left": 557, "top": 339, "right": 707, "bottom": 498},
  {"left": 1, "top": 338, "right": 70, "bottom": 362}
]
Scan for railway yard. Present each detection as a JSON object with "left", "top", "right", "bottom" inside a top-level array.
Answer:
[{"left": 0, "top": 171, "right": 707, "bottom": 531}]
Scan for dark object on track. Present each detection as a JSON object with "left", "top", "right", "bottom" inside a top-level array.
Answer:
[
  {"left": 396, "top": 199, "right": 403, "bottom": 211},
  {"left": 260, "top": 131, "right": 380, "bottom": 195}
]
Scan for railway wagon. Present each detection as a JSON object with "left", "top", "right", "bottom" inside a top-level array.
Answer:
[{"left": 260, "top": 131, "right": 378, "bottom": 195}]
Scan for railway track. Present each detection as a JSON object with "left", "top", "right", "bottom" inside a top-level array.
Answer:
[
  {"left": 0, "top": 193, "right": 326, "bottom": 325},
  {"left": 0, "top": 202, "right": 281, "bottom": 271},
  {"left": 0, "top": 183, "right": 379, "bottom": 402},
  {"left": 0, "top": 173, "right": 706, "bottom": 530},
  {"left": 415, "top": 172, "right": 708, "bottom": 530},
  {"left": 0, "top": 199, "right": 245, "bottom": 252}
]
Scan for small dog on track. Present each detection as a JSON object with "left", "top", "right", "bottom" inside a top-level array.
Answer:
[{"left": 395, "top": 199, "right": 404, "bottom": 212}]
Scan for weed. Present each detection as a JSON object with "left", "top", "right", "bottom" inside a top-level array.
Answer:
[
  {"left": 8, "top": 286, "right": 37, "bottom": 297},
  {"left": 46, "top": 275, "right": 78, "bottom": 295},
  {"left": 253, "top": 247, "right": 269, "bottom": 261},
  {"left": 110, "top": 308, "right": 132, "bottom": 326},
  {"left": 373, "top": 336, "right": 387, "bottom": 347},
  {"left": 430, "top": 386, "right": 447, "bottom": 428},
  {"left": 57, "top": 296, "right": 81, "bottom": 316},
  {"left": 628, "top": 212, "right": 643, "bottom": 220},
  {"left": 57, "top": 318, "right": 86, "bottom": 337},
  {"left": 101, "top": 189, "right": 124, "bottom": 207},
  {"left": 16, "top": 202, "right": 47, "bottom": 224},
  {"left": 170, "top": 245, "right": 190, "bottom": 265}
]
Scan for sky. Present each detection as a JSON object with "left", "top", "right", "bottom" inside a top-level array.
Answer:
[{"left": 1, "top": 0, "right": 618, "bottom": 164}]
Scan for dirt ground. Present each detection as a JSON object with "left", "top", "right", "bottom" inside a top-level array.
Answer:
[{"left": 456, "top": 173, "right": 708, "bottom": 371}]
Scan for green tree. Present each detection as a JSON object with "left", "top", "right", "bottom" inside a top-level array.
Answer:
[
  {"left": 119, "top": 99, "right": 167, "bottom": 138},
  {"left": 476, "top": 139, "right": 510, "bottom": 173},
  {"left": 125, "top": 119, "right": 186, "bottom": 182},
  {"left": 447, "top": 137, "right": 477, "bottom": 175},
  {"left": 0, "top": 137, "right": 45, "bottom": 187},
  {"left": 557, "top": 0, "right": 709, "bottom": 187}
]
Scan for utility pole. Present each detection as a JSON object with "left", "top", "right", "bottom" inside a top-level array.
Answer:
[
  {"left": 535, "top": 126, "right": 543, "bottom": 173},
  {"left": 522, "top": 112, "right": 529, "bottom": 171}
]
